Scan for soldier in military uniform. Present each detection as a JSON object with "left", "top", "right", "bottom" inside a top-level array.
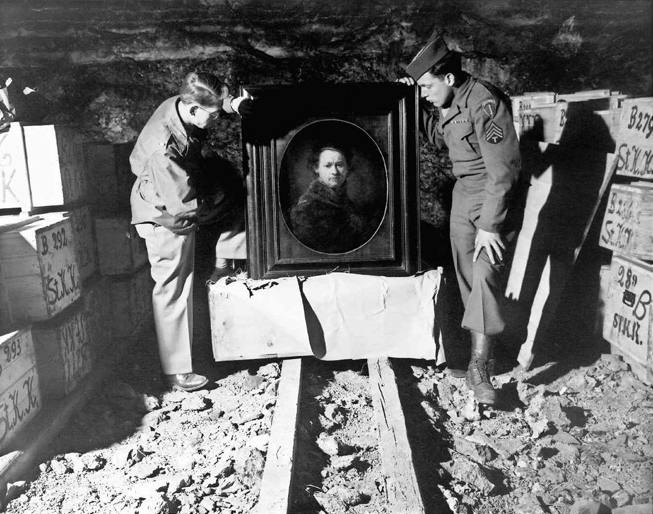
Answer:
[
  {"left": 401, "top": 36, "right": 522, "bottom": 405},
  {"left": 130, "top": 71, "right": 250, "bottom": 391}
]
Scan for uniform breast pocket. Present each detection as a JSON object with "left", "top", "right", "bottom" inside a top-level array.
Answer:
[
  {"left": 138, "top": 179, "right": 161, "bottom": 205},
  {"left": 446, "top": 121, "right": 478, "bottom": 161}
]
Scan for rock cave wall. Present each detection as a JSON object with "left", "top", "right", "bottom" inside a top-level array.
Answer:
[{"left": 2, "top": 0, "right": 652, "bottom": 227}]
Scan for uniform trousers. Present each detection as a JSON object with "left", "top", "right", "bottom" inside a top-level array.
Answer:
[
  {"left": 450, "top": 181, "right": 514, "bottom": 337},
  {"left": 214, "top": 208, "right": 247, "bottom": 261},
  {"left": 135, "top": 223, "right": 195, "bottom": 375}
]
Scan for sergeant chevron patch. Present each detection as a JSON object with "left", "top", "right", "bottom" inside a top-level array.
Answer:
[{"left": 485, "top": 121, "right": 504, "bottom": 144}]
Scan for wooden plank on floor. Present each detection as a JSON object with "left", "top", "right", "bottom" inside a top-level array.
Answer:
[
  {"left": 252, "top": 357, "right": 302, "bottom": 514},
  {"left": 369, "top": 357, "right": 425, "bottom": 514}
]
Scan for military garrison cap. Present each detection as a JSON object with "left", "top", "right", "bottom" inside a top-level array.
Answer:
[{"left": 404, "top": 36, "right": 452, "bottom": 80}]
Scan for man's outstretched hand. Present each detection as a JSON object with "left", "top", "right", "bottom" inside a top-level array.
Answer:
[{"left": 473, "top": 229, "right": 505, "bottom": 265}]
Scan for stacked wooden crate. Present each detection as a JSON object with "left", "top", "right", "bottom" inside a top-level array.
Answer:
[
  {"left": 514, "top": 89, "right": 625, "bottom": 151},
  {"left": 0, "top": 122, "right": 97, "bottom": 411},
  {"left": 84, "top": 141, "right": 153, "bottom": 352},
  {"left": 507, "top": 89, "right": 627, "bottom": 369},
  {"left": 598, "top": 98, "right": 653, "bottom": 385},
  {"left": 0, "top": 122, "right": 150, "bottom": 448},
  {"left": 0, "top": 330, "right": 40, "bottom": 448}
]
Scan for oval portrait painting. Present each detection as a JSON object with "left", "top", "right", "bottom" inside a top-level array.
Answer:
[{"left": 279, "top": 119, "right": 388, "bottom": 254}]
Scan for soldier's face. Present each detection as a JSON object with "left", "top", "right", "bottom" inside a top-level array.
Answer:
[
  {"left": 417, "top": 72, "right": 454, "bottom": 109},
  {"left": 315, "top": 149, "right": 348, "bottom": 189},
  {"left": 191, "top": 102, "right": 223, "bottom": 129}
]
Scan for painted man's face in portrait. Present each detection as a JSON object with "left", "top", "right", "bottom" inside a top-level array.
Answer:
[{"left": 315, "top": 149, "right": 349, "bottom": 189}]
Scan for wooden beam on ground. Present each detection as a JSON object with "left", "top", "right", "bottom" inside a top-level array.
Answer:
[
  {"left": 368, "top": 358, "right": 425, "bottom": 514},
  {"left": 252, "top": 357, "right": 302, "bottom": 514}
]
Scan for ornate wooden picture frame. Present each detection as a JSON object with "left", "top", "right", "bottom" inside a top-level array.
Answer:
[{"left": 242, "top": 83, "right": 420, "bottom": 279}]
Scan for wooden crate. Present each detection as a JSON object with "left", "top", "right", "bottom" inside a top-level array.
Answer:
[
  {"left": 614, "top": 97, "right": 653, "bottom": 180},
  {"left": 0, "top": 123, "right": 31, "bottom": 211},
  {"left": 81, "top": 276, "right": 111, "bottom": 355},
  {"left": 0, "top": 213, "right": 80, "bottom": 323},
  {"left": 22, "top": 124, "right": 87, "bottom": 208},
  {"left": 107, "top": 264, "right": 154, "bottom": 339},
  {"left": 553, "top": 100, "right": 620, "bottom": 151},
  {"left": 511, "top": 93, "right": 556, "bottom": 121},
  {"left": 517, "top": 93, "right": 623, "bottom": 151},
  {"left": 603, "top": 255, "right": 653, "bottom": 385},
  {"left": 599, "top": 182, "right": 653, "bottom": 260},
  {"left": 0, "top": 257, "right": 12, "bottom": 329},
  {"left": 0, "top": 329, "right": 42, "bottom": 448},
  {"left": 209, "top": 271, "right": 443, "bottom": 362},
  {"left": 517, "top": 104, "right": 558, "bottom": 142},
  {"left": 595, "top": 108, "right": 622, "bottom": 148},
  {"left": 505, "top": 144, "right": 615, "bottom": 368},
  {"left": 64, "top": 206, "right": 98, "bottom": 284},
  {"left": 84, "top": 141, "right": 135, "bottom": 213},
  {"left": 94, "top": 216, "right": 148, "bottom": 275},
  {"left": 596, "top": 264, "right": 612, "bottom": 335},
  {"left": 32, "top": 301, "right": 94, "bottom": 399}
]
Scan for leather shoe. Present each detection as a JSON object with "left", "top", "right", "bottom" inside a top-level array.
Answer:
[
  {"left": 208, "top": 267, "right": 235, "bottom": 283},
  {"left": 447, "top": 358, "right": 496, "bottom": 379},
  {"left": 164, "top": 373, "right": 209, "bottom": 392},
  {"left": 466, "top": 358, "right": 498, "bottom": 406}
]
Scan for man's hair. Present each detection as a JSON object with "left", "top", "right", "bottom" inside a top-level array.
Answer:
[
  {"left": 428, "top": 52, "right": 465, "bottom": 84},
  {"left": 308, "top": 144, "right": 351, "bottom": 172},
  {"left": 179, "top": 72, "right": 229, "bottom": 107}
]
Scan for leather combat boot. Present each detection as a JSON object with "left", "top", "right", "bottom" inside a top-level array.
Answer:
[{"left": 466, "top": 331, "right": 498, "bottom": 405}]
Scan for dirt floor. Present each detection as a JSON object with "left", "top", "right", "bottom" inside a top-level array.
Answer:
[{"left": 2, "top": 264, "right": 652, "bottom": 514}]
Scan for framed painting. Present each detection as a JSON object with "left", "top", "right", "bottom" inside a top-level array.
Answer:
[{"left": 241, "top": 83, "right": 420, "bottom": 279}]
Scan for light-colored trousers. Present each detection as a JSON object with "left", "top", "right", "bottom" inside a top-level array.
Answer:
[
  {"left": 135, "top": 223, "right": 195, "bottom": 375},
  {"left": 214, "top": 208, "right": 247, "bottom": 260}
]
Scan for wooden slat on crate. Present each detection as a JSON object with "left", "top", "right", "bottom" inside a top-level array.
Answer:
[
  {"left": 599, "top": 182, "right": 653, "bottom": 260},
  {"left": 94, "top": 216, "right": 147, "bottom": 275},
  {"left": 252, "top": 358, "right": 302, "bottom": 514},
  {"left": 0, "top": 213, "right": 80, "bottom": 323},
  {"left": 0, "top": 273, "right": 11, "bottom": 330},
  {"left": 602, "top": 255, "right": 653, "bottom": 385},
  {"left": 84, "top": 141, "right": 135, "bottom": 213},
  {"left": 22, "top": 125, "right": 87, "bottom": 208},
  {"left": 0, "top": 329, "right": 41, "bottom": 450},
  {"left": 595, "top": 108, "right": 622, "bottom": 149},
  {"left": 512, "top": 92, "right": 556, "bottom": 120},
  {"left": 0, "top": 123, "right": 31, "bottom": 211},
  {"left": 64, "top": 206, "right": 98, "bottom": 283},
  {"left": 81, "top": 276, "right": 111, "bottom": 357},
  {"left": 369, "top": 358, "right": 425, "bottom": 514},
  {"left": 614, "top": 97, "right": 653, "bottom": 180},
  {"left": 596, "top": 264, "right": 612, "bottom": 335},
  {"left": 0, "top": 215, "right": 41, "bottom": 235},
  {"left": 0, "top": 216, "right": 41, "bottom": 329},
  {"left": 32, "top": 302, "right": 94, "bottom": 400}
]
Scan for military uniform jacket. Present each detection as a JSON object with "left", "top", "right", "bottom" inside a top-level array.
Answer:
[
  {"left": 422, "top": 74, "right": 521, "bottom": 233},
  {"left": 130, "top": 96, "right": 202, "bottom": 234}
]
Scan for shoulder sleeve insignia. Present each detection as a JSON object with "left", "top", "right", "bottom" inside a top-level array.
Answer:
[
  {"left": 482, "top": 99, "right": 497, "bottom": 119},
  {"left": 485, "top": 121, "right": 504, "bottom": 144}
]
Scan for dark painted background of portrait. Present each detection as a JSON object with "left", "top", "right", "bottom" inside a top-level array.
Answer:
[{"left": 278, "top": 119, "right": 388, "bottom": 253}]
